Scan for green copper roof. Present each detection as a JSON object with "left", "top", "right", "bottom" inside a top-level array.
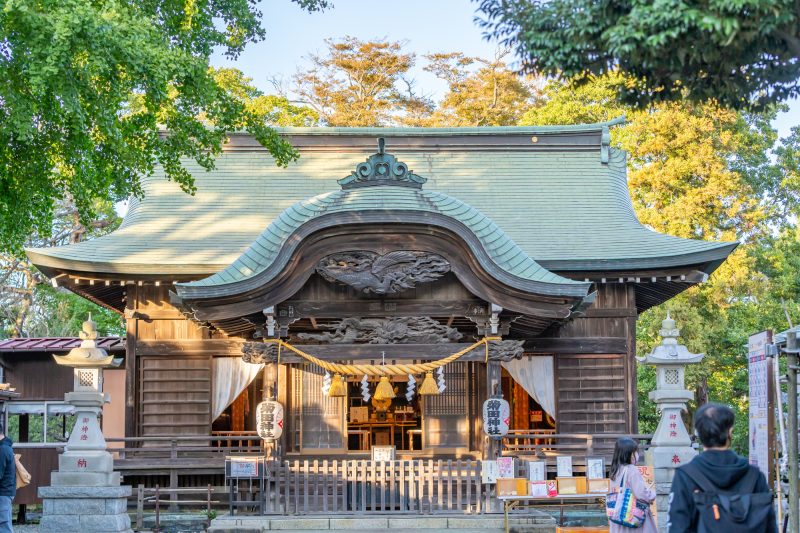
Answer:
[
  {"left": 25, "top": 122, "right": 736, "bottom": 280},
  {"left": 181, "top": 185, "right": 585, "bottom": 293}
]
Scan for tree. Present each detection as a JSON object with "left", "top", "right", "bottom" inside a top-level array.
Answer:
[
  {"left": 424, "top": 50, "right": 539, "bottom": 126},
  {"left": 293, "top": 37, "right": 432, "bottom": 126},
  {"left": 521, "top": 73, "right": 800, "bottom": 453},
  {"left": 0, "top": 199, "right": 123, "bottom": 338},
  {"left": 0, "top": 60, "right": 319, "bottom": 338},
  {"left": 523, "top": 74, "right": 785, "bottom": 241},
  {"left": 0, "top": 0, "right": 326, "bottom": 253},
  {"left": 212, "top": 68, "right": 318, "bottom": 127},
  {"left": 476, "top": 0, "right": 800, "bottom": 110}
]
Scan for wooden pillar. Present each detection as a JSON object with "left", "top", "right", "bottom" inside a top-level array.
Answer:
[
  {"left": 485, "top": 360, "right": 501, "bottom": 459},
  {"left": 276, "top": 363, "right": 289, "bottom": 456},
  {"left": 124, "top": 285, "right": 138, "bottom": 439},
  {"left": 626, "top": 284, "right": 638, "bottom": 433},
  {"left": 264, "top": 362, "right": 277, "bottom": 399}
]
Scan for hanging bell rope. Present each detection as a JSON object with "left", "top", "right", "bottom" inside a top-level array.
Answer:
[{"left": 262, "top": 337, "right": 499, "bottom": 376}]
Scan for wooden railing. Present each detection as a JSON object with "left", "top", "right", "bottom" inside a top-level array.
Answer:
[
  {"left": 212, "top": 431, "right": 261, "bottom": 449},
  {"left": 107, "top": 435, "right": 263, "bottom": 460},
  {"left": 501, "top": 432, "right": 653, "bottom": 462},
  {"left": 109, "top": 435, "right": 262, "bottom": 507},
  {"left": 241, "top": 459, "right": 489, "bottom": 515}
]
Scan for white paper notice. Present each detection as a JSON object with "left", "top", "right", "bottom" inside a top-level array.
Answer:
[
  {"left": 528, "top": 461, "right": 546, "bottom": 481},
  {"left": 556, "top": 456, "right": 573, "bottom": 477},
  {"left": 482, "top": 460, "right": 499, "bottom": 484}
]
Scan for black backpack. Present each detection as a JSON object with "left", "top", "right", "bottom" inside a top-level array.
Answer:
[{"left": 681, "top": 461, "right": 774, "bottom": 532}]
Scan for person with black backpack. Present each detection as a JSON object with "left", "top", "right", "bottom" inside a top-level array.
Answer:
[{"left": 667, "top": 403, "right": 777, "bottom": 533}]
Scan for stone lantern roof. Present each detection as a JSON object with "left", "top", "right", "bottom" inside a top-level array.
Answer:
[{"left": 640, "top": 312, "right": 704, "bottom": 365}]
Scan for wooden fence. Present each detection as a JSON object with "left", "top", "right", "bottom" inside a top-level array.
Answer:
[
  {"left": 243, "top": 459, "right": 490, "bottom": 515},
  {"left": 135, "top": 484, "right": 215, "bottom": 531}
]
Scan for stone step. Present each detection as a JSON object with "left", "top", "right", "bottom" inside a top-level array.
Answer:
[
  {"left": 139, "top": 512, "right": 209, "bottom": 532},
  {"left": 208, "top": 512, "right": 557, "bottom": 532}
]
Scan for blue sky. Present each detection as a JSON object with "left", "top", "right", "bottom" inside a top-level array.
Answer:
[{"left": 210, "top": 0, "right": 798, "bottom": 138}]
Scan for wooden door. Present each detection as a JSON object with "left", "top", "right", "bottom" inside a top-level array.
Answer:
[
  {"left": 291, "top": 365, "right": 346, "bottom": 452},
  {"left": 423, "top": 362, "right": 468, "bottom": 449}
]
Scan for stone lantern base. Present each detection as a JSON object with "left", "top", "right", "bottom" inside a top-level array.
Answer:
[
  {"left": 646, "top": 447, "right": 698, "bottom": 532},
  {"left": 38, "top": 485, "right": 132, "bottom": 533}
]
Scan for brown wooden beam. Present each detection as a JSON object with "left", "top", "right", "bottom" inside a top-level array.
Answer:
[
  {"left": 582, "top": 308, "right": 638, "bottom": 318},
  {"left": 524, "top": 337, "right": 627, "bottom": 354},
  {"left": 136, "top": 336, "right": 628, "bottom": 360},
  {"left": 277, "top": 299, "right": 485, "bottom": 318},
  {"left": 136, "top": 339, "right": 245, "bottom": 357}
]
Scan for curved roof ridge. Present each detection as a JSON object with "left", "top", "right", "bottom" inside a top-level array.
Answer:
[{"left": 180, "top": 185, "right": 586, "bottom": 293}]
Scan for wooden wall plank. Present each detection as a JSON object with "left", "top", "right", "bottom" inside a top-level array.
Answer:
[
  {"left": 137, "top": 356, "right": 211, "bottom": 437},
  {"left": 555, "top": 353, "right": 627, "bottom": 434}
]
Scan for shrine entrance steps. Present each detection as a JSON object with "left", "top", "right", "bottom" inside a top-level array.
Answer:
[{"left": 208, "top": 513, "right": 557, "bottom": 532}]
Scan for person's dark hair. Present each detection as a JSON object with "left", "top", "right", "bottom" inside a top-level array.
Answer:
[
  {"left": 610, "top": 437, "right": 638, "bottom": 480},
  {"left": 694, "top": 403, "right": 735, "bottom": 448}
]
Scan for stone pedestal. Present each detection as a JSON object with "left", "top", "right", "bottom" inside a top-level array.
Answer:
[
  {"left": 646, "top": 446, "right": 697, "bottom": 532},
  {"left": 39, "top": 486, "right": 132, "bottom": 533}
]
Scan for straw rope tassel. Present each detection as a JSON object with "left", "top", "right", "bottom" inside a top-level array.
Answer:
[
  {"left": 327, "top": 374, "right": 346, "bottom": 397},
  {"left": 263, "top": 337, "right": 499, "bottom": 376},
  {"left": 418, "top": 372, "right": 439, "bottom": 395},
  {"left": 374, "top": 376, "right": 395, "bottom": 400}
]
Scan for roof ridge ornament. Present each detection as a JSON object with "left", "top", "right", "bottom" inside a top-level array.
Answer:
[{"left": 338, "top": 137, "right": 427, "bottom": 190}]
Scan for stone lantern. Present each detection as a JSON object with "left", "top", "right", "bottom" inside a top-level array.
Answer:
[
  {"left": 38, "top": 317, "right": 132, "bottom": 533},
  {"left": 640, "top": 313, "right": 704, "bottom": 532},
  {"left": 644, "top": 313, "right": 704, "bottom": 446}
]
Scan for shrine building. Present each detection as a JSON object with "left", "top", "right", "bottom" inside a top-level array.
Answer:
[{"left": 21, "top": 119, "right": 735, "bottom": 497}]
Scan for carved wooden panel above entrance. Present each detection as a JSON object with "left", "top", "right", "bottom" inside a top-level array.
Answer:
[
  {"left": 296, "top": 316, "right": 462, "bottom": 344},
  {"left": 315, "top": 251, "right": 450, "bottom": 295}
]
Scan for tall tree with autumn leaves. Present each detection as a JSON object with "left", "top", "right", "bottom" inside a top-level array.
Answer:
[
  {"left": 523, "top": 73, "right": 800, "bottom": 451},
  {"left": 423, "top": 50, "right": 539, "bottom": 126},
  {"left": 292, "top": 37, "right": 536, "bottom": 127},
  {"left": 293, "top": 37, "right": 432, "bottom": 127}
]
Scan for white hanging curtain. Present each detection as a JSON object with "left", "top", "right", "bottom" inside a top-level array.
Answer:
[
  {"left": 212, "top": 357, "right": 263, "bottom": 421},
  {"left": 501, "top": 355, "right": 556, "bottom": 419}
]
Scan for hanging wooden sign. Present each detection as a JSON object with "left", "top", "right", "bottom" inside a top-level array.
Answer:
[
  {"left": 256, "top": 400, "right": 284, "bottom": 441},
  {"left": 482, "top": 397, "right": 510, "bottom": 438}
]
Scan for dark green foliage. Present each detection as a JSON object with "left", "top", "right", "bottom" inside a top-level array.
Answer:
[
  {"left": 475, "top": 0, "right": 800, "bottom": 110},
  {"left": 0, "top": 0, "right": 326, "bottom": 253}
]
